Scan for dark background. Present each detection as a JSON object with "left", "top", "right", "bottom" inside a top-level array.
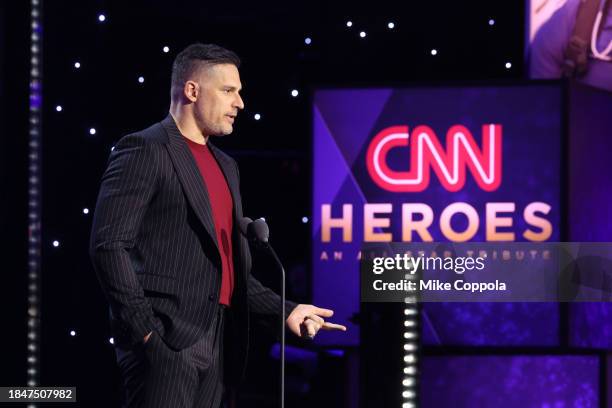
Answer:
[{"left": 2, "top": 1, "right": 523, "bottom": 406}]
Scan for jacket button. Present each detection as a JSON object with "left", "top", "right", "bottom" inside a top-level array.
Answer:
[{"left": 208, "top": 294, "right": 215, "bottom": 301}]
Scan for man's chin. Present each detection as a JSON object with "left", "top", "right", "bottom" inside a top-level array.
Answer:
[{"left": 211, "top": 127, "right": 233, "bottom": 137}]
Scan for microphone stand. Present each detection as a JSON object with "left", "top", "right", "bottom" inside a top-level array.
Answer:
[
  {"left": 264, "top": 243, "right": 286, "bottom": 408},
  {"left": 243, "top": 217, "right": 286, "bottom": 408}
]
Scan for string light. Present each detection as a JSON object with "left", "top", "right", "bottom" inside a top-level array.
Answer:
[
  {"left": 346, "top": 21, "right": 353, "bottom": 27},
  {"left": 98, "top": 14, "right": 106, "bottom": 22},
  {"left": 431, "top": 49, "right": 438, "bottom": 56},
  {"left": 489, "top": 19, "right": 495, "bottom": 26},
  {"left": 254, "top": 113, "right": 261, "bottom": 120},
  {"left": 388, "top": 22, "right": 395, "bottom": 29},
  {"left": 138, "top": 76, "right": 145, "bottom": 83},
  {"left": 505, "top": 62, "right": 512, "bottom": 69},
  {"left": 74, "top": 61, "right": 81, "bottom": 69},
  {"left": 55, "top": 105, "right": 62, "bottom": 112},
  {"left": 89, "top": 128, "right": 97, "bottom": 135},
  {"left": 163, "top": 46, "right": 170, "bottom": 53},
  {"left": 305, "top": 37, "right": 312, "bottom": 45},
  {"left": 291, "top": 89, "right": 299, "bottom": 97},
  {"left": 83, "top": 208, "right": 89, "bottom": 214},
  {"left": 359, "top": 31, "right": 366, "bottom": 38},
  {"left": 52, "top": 240, "right": 59, "bottom": 247},
  {"left": 302, "top": 216, "right": 308, "bottom": 223}
]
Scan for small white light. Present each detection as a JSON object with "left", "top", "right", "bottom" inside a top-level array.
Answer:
[
  {"left": 505, "top": 62, "right": 512, "bottom": 69},
  {"left": 52, "top": 240, "right": 59, "bottom": 247},
  {"left": 111, "top": 146, "right": 115, "bottom": 151},
  {"left": 109, "top": 337, "right": 115, "bottom": 345},
  {"left": 302, "top": 216, "right": 308, "bottom": 223},
  {"left": 431, "top": 49, "right": 438, "bottom": 56},
  {"left": 403, "top": 403, "right": 415, "bottom": 408},
  {"left": 253, "top": 113, "right": 261, "bottom": 120},
  {"left": 163, "top": 46, "right": 170, "bottom": 53},
  {"left": 346, "top": 21, "right": 353, "bottom": 27},
  {"left": 388, "top": 22, "right": 395, "bottom": 29},
  {"left": 55, "top": 105, "right": 62, "bottom": 112},
  {"left": 402, "top": 390, "right": 415, "bottom": 399},
  {"left": 74, "top": 62, "right": 81, "bottom": 69},
  {"left": 402, "top": 378, "right": 414, "bottom": 387},
  {"left": 404, "top": 366, "right": 416, "bottom": 375},
  {"left": 98, "top": 14, "right": 106, "bottom": 22},
  {"left": 404, "top": 308, "right": 416, "bottom": 315},
  {"left": 404, "top": 320, "right": 415, "bottom": 327},
  {"left": 359, "top": 31, "right": 366, "bottom": 38},
  {"left": 305, "top": 37, "right": 312, "bottom": 45},
  {"left": 83, "top": 208, "right": 89, "bottom": 214},
  {"left": 70, "top": 330, "right": 76, "bottom": 337},
  {"left": 291, "top": 89, "right": 299, "bottom": 97},
  {"left": 489, "top": 19, "right": 495, "bottom": 26},
  {"left": 138, "top": 76, "right": 145, "bottom": 83},
  {"left": 403, "top": 354, "right": 416, "bottom": 363},
  {"left": 89, "top": 128, "right": 97, "bottom": 135}
]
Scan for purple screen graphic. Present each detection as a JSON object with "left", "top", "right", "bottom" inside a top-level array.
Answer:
[
  {"left": 420, "top": 356, "right": 599, "bottom": 407},
  {"left": 312, "top": 85, "right": 562, "bottom": 346}
]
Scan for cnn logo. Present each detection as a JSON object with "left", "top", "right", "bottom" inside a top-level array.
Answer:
[{"left": 366, "top": 124, "right": 502, "bottom": 192}]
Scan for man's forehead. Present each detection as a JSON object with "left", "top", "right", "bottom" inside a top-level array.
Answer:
[{"left": 198, "top": 63, "right": 241, "bottom": 87}]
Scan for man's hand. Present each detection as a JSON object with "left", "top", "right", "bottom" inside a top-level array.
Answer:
[
  {"left": 286, "top": 304, "right": 347, "bottom": 339},
  {"left": 143, "top": 331, "right": 152, "bottom": 344}
]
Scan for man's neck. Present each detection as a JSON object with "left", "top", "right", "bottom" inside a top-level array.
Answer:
[{"left": 169, "top": 110, "right": 209, "bottom": 145}]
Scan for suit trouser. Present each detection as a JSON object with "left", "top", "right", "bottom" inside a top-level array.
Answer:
[{"left": 115, "top": 305, "right": 226, "bottom": 408}]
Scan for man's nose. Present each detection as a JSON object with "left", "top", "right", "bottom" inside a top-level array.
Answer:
[{"left": 234, "top": 94, "right": 245, "bottom": 110}]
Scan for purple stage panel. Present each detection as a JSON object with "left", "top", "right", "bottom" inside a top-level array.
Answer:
[
  {"left": 422, "top": 302, "right": 559, "bottom": 346},
  {"left": 421, "top": 355, "right": 599, "bottom": 408},
  {"left": 568, "top": 84, "right": 612, "bottom": 349}
]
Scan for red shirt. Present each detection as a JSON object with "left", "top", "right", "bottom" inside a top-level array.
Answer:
[{"left": 184, "top": 137, "right": 234, "bottom": 306}]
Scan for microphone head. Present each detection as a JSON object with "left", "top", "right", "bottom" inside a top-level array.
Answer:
[
  {"left": 239, "top": 217, "right": 253, "bottom": 236},
  {"left": 248, "top": 217, "right": 270, "bottom": 244}
]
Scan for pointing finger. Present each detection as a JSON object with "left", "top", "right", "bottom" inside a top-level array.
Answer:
[{"left": 321, "top": 322, "right": 347, "bottom": 331}]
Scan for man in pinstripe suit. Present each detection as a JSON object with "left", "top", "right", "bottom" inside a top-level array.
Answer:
[{"left": 90, "top": 43, "right": 346, "bottom": 408}]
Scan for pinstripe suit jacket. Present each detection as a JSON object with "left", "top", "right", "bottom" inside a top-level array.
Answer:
[{"left": 90, "top": 115, "right": 295, "bottom": 383}]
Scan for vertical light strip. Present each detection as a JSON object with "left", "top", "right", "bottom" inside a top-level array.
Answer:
[
  {"left": 27, "top": 0, "right": 42, "bottom": 404},
  {"left": 402, "top": 272, "right": 419, "bottom": 408}
]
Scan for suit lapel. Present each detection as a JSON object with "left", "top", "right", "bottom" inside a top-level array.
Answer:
[{"left": 161, "top": 115, "right": 219, "bottom": 254}]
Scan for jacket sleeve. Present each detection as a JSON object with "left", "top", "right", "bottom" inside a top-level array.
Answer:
[
  {"left": 89, "top": 134, "right": 162, "bottom": 345},
  {"left": 247, "top": 274, "right": 298, "bottom": 321}
]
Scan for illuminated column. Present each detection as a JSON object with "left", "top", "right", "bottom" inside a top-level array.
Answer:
[
  {"left": 27, "top": 0, "right": 43, "bottom": 400},
  {"left": 402, "top": 272, "right": 419, "bottom": 407}
]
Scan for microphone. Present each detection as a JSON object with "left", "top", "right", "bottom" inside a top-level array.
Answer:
[
  {"left": 238, "top": 216, "right": 253, "bottom": 237},
  {"left": 238, "top": 216, "right": 286, "bottom": 408},
  {"left": 240, "top": 217, "right": 271, "bottom": 249}
]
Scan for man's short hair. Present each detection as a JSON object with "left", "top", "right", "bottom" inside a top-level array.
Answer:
[{"left": 171, "top": 43, "right": 241, "bottom": 91}]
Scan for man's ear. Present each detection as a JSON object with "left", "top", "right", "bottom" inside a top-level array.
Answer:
[{"left": 184, "top": 81, "right": 198, "bottom": 102}]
